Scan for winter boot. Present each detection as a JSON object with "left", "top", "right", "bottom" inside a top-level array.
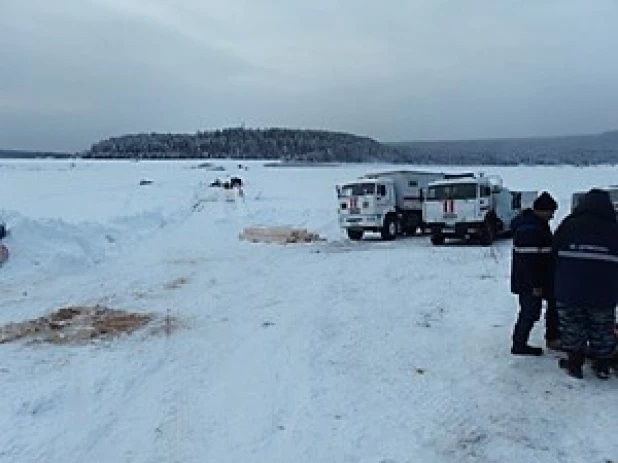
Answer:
[
  {"left": 511, "top": 344, "right": 543, "bottom": 356},
  {"left": 558, "top": 352, "right": 585, "bottom": 379},
  {"left": 591, "top": 358, "right": 611, "bottom": 380}
]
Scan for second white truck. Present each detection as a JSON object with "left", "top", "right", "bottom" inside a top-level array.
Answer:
[{"left": 423, "top": 174, "right": 537, "bottom": 245}]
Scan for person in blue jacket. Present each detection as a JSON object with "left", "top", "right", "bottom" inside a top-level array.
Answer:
[
  {"left": 553, "top": 189, "right": 618, "bottom": 379},
  {"left": 510, "top": 191, "right": 560, "bottom": 356}
]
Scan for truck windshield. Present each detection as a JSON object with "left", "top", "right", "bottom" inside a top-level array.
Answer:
[
  {"left": 338, "top": 183, "right": 375, "bottom": 197},
  {"left": 427, "top": 183, "right": 477, "bottom": 200}
]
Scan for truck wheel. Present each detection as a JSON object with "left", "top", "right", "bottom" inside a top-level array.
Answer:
[
  {"left": 381, "top": 215, "right": 397, "bottom": 240},
  {"left": 347, "top": 229, "right": 364, "bottom": 241},
  {"left": 480, "top": 222, "right": 495, "bottom": 246},
  {"left": 430, "top": 233, "right": 445, "bottom": 246}
]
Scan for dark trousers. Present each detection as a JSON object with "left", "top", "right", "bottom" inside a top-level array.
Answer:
[
  {"left": 545, "top": 297, "right": 560, "bottom": 342},
  {"left": 557, "top": 303, "right": 616, "bottom": 358},
  {"left": 513, "top": 293, "right": 560, "bottom": 347}
]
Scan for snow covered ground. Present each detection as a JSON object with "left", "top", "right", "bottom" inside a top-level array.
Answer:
[{"left": 0, "top": 159, "right": 616, "bottom": 463}]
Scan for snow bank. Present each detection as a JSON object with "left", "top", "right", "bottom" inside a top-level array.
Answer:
[{"left": 0, "top": 209, "right": 182, "bottom": 281}]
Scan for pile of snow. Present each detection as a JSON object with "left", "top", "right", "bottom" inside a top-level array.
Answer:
[{"left": 0, "top": 209, "right": 183, "bottom": 282}]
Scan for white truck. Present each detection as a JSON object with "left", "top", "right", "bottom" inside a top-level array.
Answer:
[
  {"left": 571, "top": 186, "right": 618, "bottom": 216},
  {"left": 336, "top": 170, "right": 472, "bottom": 240},
  {"left": 423, "top": 174, "right": 537, "bottom": 246}
]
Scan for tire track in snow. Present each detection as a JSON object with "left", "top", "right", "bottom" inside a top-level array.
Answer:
[{"left": 129, "top": 249, "right": 321, "bottom": 462}]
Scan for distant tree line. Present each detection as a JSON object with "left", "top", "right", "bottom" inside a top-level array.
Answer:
[
  {"left": 389, "top": 130, "right": 618, "bottom": 165},
  {"left": 0, "top": 149, "right": 71, "bottom": 159},
  {"left": 57, "top": 127, "right": 618, "bottom": 165}
]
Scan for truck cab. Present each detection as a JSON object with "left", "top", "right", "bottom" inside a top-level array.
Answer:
[
  {"left": 424, "top": 175, "right": 533, "bottom": 245},
  {"left": 337, "top": 179, "right": 399, "bottom": 240}
]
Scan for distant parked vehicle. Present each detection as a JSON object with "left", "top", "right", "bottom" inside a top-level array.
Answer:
[
  {"left": 424, "top": 174, "right": 537, "bottom": 246},
  {"left": 336, "top": 170, "right": 473, "bottom": 241}
]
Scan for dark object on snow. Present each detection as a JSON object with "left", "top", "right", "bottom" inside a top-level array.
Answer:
[
  {"left": 139, "top": 179, "right": 153, "bottom": 186},
  {"left": 0, "top": 243, "right": 8, "bottom": 265},
  {"left": 210, "top": 177, "right": 242, "bottom": 188},
  {"left": 510, "top": 344, "right": 543, "bottom": 356},
  {"left": 591, "top": 358, "right": 612, "bottom": 379},
  {"left": 558, "top": 352, "right": 584, "bottom": 379},
  {"left": 0, "top": 223, "right": 6, "bottom": 240}
]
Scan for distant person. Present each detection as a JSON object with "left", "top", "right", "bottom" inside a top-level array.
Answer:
[
  {"left": 552, "top": 189, "right": 618, "bottom": 379},
  {"left": 510, "top": 191, "right": 560, "bottom": 356},
  {"left": 0, "top": 221, "right": 8, "bottom": 266}
]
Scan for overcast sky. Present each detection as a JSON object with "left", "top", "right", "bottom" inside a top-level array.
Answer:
[{"left": 1, "top": 0, "right": 618, "bottom": 151}]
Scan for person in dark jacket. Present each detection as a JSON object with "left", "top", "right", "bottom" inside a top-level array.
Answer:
[
  {"left": 510, "top": 191, "right": 560, "bottom": 356},
  {"left": 553, "top": 189, "right": 618, "bottom": 379}
]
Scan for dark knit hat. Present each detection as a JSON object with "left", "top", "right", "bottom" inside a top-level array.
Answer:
[{"left": 533, "top": 191, "right": 558, "bottom": 211}]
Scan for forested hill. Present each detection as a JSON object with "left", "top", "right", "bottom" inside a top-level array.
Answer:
[
  {"left": 82, "top": 128, "right": 392, "bottom": 163},
  {"left": 11, "top": 127, "right": 618, "bottom": 165},
  {"left": 80, "top": 128, "right": 618, "bottom": 165}
]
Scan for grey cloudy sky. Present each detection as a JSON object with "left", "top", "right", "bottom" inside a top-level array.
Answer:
[{"left": 1, "top": 0, "right": 618, "bottom": 151}]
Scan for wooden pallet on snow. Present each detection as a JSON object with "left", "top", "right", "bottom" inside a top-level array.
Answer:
[{"left": 239, "top": 227, "right": 321, "bottom": 244}]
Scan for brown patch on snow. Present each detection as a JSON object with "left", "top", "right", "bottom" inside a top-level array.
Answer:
[{"left": 0, "top": 305, "right": 162, "bottom": 345}]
